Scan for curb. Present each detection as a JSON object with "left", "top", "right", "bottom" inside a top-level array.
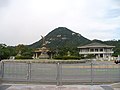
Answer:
[{"left": 111, "top": 83, "right": 120, "bottom": 88}]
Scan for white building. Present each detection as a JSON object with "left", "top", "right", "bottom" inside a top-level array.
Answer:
[{"left": 78, "top": 42, "right": 115, "bottom": 60}]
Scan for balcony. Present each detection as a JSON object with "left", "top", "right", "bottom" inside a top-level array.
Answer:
[{"left": 79, "top": 51, "right": 114, "bottom": 54}]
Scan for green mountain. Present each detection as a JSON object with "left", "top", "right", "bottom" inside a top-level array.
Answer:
[{"left": 29, "top": 27, "right": 90, "bottom": 49}]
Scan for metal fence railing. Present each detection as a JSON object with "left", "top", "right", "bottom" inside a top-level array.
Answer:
[
  {"left": 0, "top": 61, "right": 1, "bottom": 78},
  {"left": 0, "top": 60, "right": 120, "bottom": 85}
]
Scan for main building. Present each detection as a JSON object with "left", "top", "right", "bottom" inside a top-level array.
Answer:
[{"left": 78, "top": 42, "right": 115, "bottom": 60}]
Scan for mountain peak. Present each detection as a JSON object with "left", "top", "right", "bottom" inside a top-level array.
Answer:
[
  {"left": 30, "top": 27, "right": 90, "bottom": 49},
  {"left": 54, "top": 27, "right": 71, "bottom": 30},
  {"left": 55, "top": 27, "right": 68, "bottom": 29},
  {"left": 47, "top": 27, "right": 75, "bottom": 36}
]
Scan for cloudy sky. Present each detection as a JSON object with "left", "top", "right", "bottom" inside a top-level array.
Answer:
[{"left": 0, "top": 0, "right": 120, "bottom": 46}]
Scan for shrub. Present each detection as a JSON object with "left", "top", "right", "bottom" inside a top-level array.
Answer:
[
  {"left": 62, "top": 56, "right": 80, "bottom": 60},
  {"left": 15, "top": 56, "right": 32, "bottom": 59},
  {"left": 53, "top": 55, "right": 80, "bottom": 60},
  {"left": 53, "top": 56, "right": 63, "bottom": 60}
]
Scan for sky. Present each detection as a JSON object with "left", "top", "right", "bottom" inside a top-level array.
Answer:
[{"left": 0, "top": 0, "right": 120, "bottom": 46}]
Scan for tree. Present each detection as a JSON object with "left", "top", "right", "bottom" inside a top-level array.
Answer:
[
  {"left": 15, "top": 44, "right": 33, "bottom": 59},
  {"left": 0, "top": 44, "right": 11, "bottom": 60}
]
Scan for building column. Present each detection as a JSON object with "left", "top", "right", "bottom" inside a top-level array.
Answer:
[
  {"left": 36, "top": 53, "right": 38, "bottom": 59},
  {"left": 108, "top": 54, "right": 111, "bottom": 61},
  {"left": 98, "top": 54, "right": 100, "bottom": 58},
  {"left": 103, "top": 54, "right": 105, "bottom": 60},
  {"left": 33, "top": 54, "right": 35, "bottom": 59},
  {"left": 103, "top": 48, "right": 105, "bottom": 52}
]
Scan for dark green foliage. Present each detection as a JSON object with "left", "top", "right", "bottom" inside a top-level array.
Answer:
[
  {"left": 0, "top": 44, "right": 33, "bottom": 60},
  {"left": 53, "top": 55, "right": 80, "bottom": 60},
  {"left": 15, "top": 56, "right": 33, "bottom": 59},
  {"left": 62, "top": 56, "right": 80, "bottom": 60},
  {"left": 55, "top": 47, "right": 79, "bottom": 57},
  {"left": 53, "top": 56, "right": 63, "bottom": 59},
  {"left": 0, "top": 44, "right": 16, "bottom": 60},
  {"left": 85, "top": 54, "right": 96, "bottom": 59},
  {"left": 15, "top": 44, "right": 33, "bottom": 59},
  {"left": 7, "top": 46, "right": 16, "bottom": 56}
]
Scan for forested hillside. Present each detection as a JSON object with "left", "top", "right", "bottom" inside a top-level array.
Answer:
[{"left": 29, "top": 27, "right": 90, "bottom": 49}]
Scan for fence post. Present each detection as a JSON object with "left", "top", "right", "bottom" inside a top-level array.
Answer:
[
  {"left": 27, "top": 62, "right": 31, "bottom": 81},
  {"left": 119, "top": 63, "right": 120, "bottom": 81},
  {"left": 1, "top": 61, "right": 4, "bottom": 78},
  {"left": 56, "top": 62, "right": 62, "bottom": 86},
  {"left": 60, "top": 63, "right": 62, "bottom": 86},
  {"left": 91, "top": 60, "right": 93, "bottom": 85}
]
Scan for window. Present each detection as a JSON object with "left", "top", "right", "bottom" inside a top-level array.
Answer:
[
  {"left": 95, "top": 49, "right": 98, "bottom": 52},
  {"left": 100, "top": 49, "right": 103, "bottom": 51},
  {"left": 100, "top": 54, "right": 103, "bottom": 57},
  {"left": 90, "top": 49, "right": 94, "bottom": 52}
]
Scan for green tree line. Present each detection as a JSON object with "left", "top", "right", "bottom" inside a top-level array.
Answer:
[{"left": 0, "top": 44, "right": 33, "bottom": 60}]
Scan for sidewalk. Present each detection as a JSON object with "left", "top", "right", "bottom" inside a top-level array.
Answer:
[{"left": 0, "top": 84, "right": 116, "bottom": 90}]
